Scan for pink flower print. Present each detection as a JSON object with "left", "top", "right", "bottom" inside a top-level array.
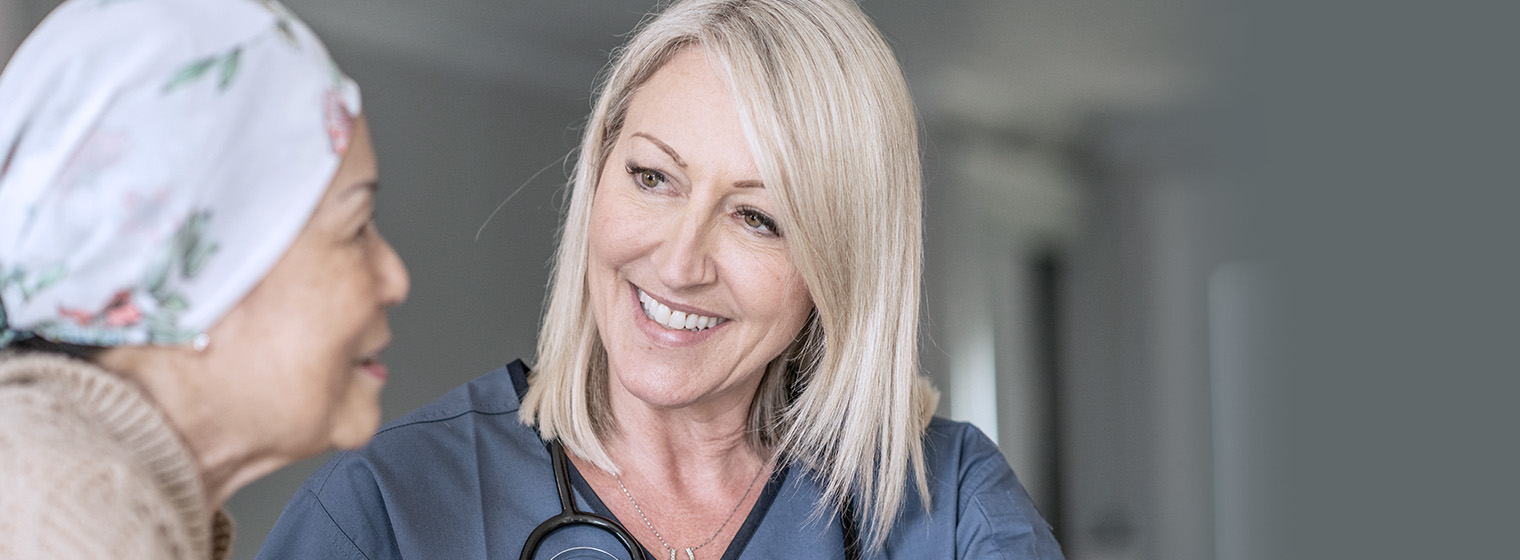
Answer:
[
  {"left": 59, "top": 307, "right": 93, "bottom": 326},
  {"left": 103, "top": 290, "right": 142, "bottom": 327},
  {"left": 323, "top": 89, "right": 354, "bottom": 155},
  {"left": 54, "top": 130, "right": 130, "bottom": 192},
  {"left": 121, "top": 187, "right": 172, "bottom": 236}
]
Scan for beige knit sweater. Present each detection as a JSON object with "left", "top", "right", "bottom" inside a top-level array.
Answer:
[{"left": 0, "top": 352, "right": 233, "bottom": 560}]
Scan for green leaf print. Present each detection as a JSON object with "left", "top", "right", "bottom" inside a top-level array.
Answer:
[
  {"left": 145, "top": 257, "right": 171, "bottom": 300},
  {"left": 121, "top": 209, "right": 220, "bottom": 343},
  {"left": 162, "top": 57, "right": 218, "bottom": 93},
  {"left": 258, "top": 0, "right": 303, "bottom": 50},
  {"left": 163, "top": 48, "right": 245, "bottom": 94},
  {"left": 29, "top": 264, "right": 65, "bottom": 296},
  {"left": 173, "top": 211, "right": 218, "bottom": 279},
  {"left": 146, "top": 313, "right": 183, "bottom": 341},
  {"left": 158, "top": 293, "right": 189, "bottom": 313},
  {"left": 183, "top": 244, "right": 216, "bottom": 278},
  {"left": 0, "top": 264, "right": 68, "bottom": 302},
  {"left": 217, "top": 47, "right": 242, "bottom": 91},
  {"left": 275, "top": 19, "right": 300, "bottom": 50},
  {"left": 0, "top": 269, "right": 17, "bottom": 346},
  {"left": 0, "top": 305, "right": 13, "bottom": 347}
]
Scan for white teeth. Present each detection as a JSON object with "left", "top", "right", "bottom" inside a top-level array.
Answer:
[{"left": 638, "top": 289, "right": 724, "bottom": 332}]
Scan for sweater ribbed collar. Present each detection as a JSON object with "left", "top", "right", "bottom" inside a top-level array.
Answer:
[{"left": 0, "top": 351, "right": 234, "bottom": 559}]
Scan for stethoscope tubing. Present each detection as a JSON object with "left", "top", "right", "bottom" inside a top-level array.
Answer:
[
  {"left": 521, "top": 440, "right": 860, "bottom": 560},
  {"left": 520, "top": 441, "right": 651, "bottom": 560}
]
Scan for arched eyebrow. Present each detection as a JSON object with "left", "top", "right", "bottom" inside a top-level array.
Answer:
[
  {"left": 632, "top": 132, "right": 687, "bottom": 168},
  {"left": 632, "top": 132, "right": 765, "bottom": 190}
]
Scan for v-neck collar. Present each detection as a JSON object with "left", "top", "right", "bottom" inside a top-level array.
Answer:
[
  {"left": 564, "top": 454, "right": 791, "bottom": 560},
  {"left": 507, "top": 361, "right": 793, "bottom": 560}
]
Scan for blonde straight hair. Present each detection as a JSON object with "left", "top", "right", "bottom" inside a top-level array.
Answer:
[{"left": 519, "top": 0, "right": 938, "bottom": 549}]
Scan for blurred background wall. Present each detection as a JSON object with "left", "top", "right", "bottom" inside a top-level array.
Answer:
[{"left": 3, "top": 1, "right": 1380, "bottom": 560}]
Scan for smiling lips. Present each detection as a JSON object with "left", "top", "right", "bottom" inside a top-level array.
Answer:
[
  {"left": 638, "top": 288, "right": 726, "bottom": 331},
  {"left": 357, "top": 356, "right": 388, "bottom": 381}
]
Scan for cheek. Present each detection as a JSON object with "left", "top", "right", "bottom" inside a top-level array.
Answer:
[
  {"left": 586, "top": 186, "right": 628, "bottom": 325},
  {"left": 587, "top": 196, "right": 618, "bottom": 267},
  {"left": 729, "top": 247, "right": 813, "bottom": 330},
  {"left": 587, "top": 185, "right": 653, "bottom": 276},
  {"left": 773, "top": 274, "right": 814, "bottom": 333},
  {"left": 275, "top": 258, "right": 372, "bottom": 389}
]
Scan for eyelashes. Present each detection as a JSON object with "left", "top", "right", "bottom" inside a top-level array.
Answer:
[
  {"left": 624, "top": 161, "right": 783, "bottom": 238},
  {"left": 737, "top": 206, "right": 780, "bottom": 236},
  {"left": 628, "top": 163, "right": 668, "bottom": 191}
]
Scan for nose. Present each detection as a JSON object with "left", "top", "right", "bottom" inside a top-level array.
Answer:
[
  {"left": 373, "top": 231, "right": 410, "bottom": 307},
  {"left": 653, "top": 204, "right": 718, "bottom": 290}
]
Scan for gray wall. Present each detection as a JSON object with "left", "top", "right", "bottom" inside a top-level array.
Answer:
[
  {"left": 0, "top": 1, "right": 1276, "bottom": 560},
  {"left": 9, "top": 1, "right": 1517, "bottom": 558},
  {"left": 0, "top": 0, "right": 20, "bottom": 58}
]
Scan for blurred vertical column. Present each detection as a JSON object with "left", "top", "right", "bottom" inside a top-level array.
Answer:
[
  {"left": 1059, "top": 113, "right": 1229, "bottom": 560},
  {"left": 1207, "top": 261, "right": 1270, "bottom": 560},
  {"left": 922, "top": 127, "right": 1078, "bottom": 532}
]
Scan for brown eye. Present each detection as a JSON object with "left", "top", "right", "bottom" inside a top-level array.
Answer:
[
  {"left": 639, "top": 170, "right": 661, "bottom": 189},
  {"left": 737, "top": 207, "right": 780, "bottom": 236},
  {"left": 626, "top": 164, "right": 668, "bottom": 191}
]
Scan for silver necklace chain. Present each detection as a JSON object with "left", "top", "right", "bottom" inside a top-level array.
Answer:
[{"left": 613, "top": 461, "right": 767, "bottom": 560}]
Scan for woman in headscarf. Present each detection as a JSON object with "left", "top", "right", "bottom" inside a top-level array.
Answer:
[
  {"left": 0, "top": 0, "right": 408, "bottom": 558},
  {"left": 260, "top": 0, "right": 1061, "bottom": 558}
]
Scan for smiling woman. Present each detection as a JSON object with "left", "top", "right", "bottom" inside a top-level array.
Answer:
[
  {"left": 257, "top": 1, "right": 1061, "bottom": 559},
  {"left": 0, "top": 1, "right": 407, "bottom": 559},
  {"left": 585, "top": 48, "right": 815, "bottom": 419}
]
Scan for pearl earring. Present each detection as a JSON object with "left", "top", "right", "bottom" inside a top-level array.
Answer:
[{"left": 191, "top": 333, "right": 210, "bottom": 352}]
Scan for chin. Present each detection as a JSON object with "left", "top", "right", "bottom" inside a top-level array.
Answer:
[
  {"left": 612, "top": 361, "right": 714, "bottom": 408},
  {"left": 329, "top": 409, "right": 380, "bottom": 450},
  {"left": 327, "top": 385, "right": 383, "bottom": 449}
]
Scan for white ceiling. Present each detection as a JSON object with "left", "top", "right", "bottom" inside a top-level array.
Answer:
[
  {"left": 9, "top": 0, "right": 1209, "bottom": 138},
  {"left": 284, "top": 0, "right": 1210, "bottom": 140}
]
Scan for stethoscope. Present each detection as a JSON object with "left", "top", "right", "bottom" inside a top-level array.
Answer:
[
  {"left": 520, "top": 440, "right": 651, "bottom": 560},
  {"left": 517, "top": 439, "right": 861, "bottom": 560}
]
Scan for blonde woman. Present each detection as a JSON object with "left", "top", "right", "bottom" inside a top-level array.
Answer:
[
  {"left": 259, "top": 0, "right": 1061, "bottom": 558},
  {"left": 0, "top": 0, "right": 408, "bottom": 558}
]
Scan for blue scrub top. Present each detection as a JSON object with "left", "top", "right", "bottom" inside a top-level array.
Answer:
[{"left": 255, "top": 361, "right": 1063, "bottom": 559}]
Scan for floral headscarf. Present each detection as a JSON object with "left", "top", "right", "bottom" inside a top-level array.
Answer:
[{"left": 0, "top": 0, "right": 360, "bottom": 347}]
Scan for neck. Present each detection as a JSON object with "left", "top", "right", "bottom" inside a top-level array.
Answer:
[
  {"left": 603, "top": 375, "right": 768, "bottom": 492},
  {"left": 179, "top": 422, "right": 286, "bottom": 510},
  {"left": 96, "top": 347, "right": 286, "bottom": 512},
  {"left": 574, "top": 368, "right": 777, "bottom": 560}
]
